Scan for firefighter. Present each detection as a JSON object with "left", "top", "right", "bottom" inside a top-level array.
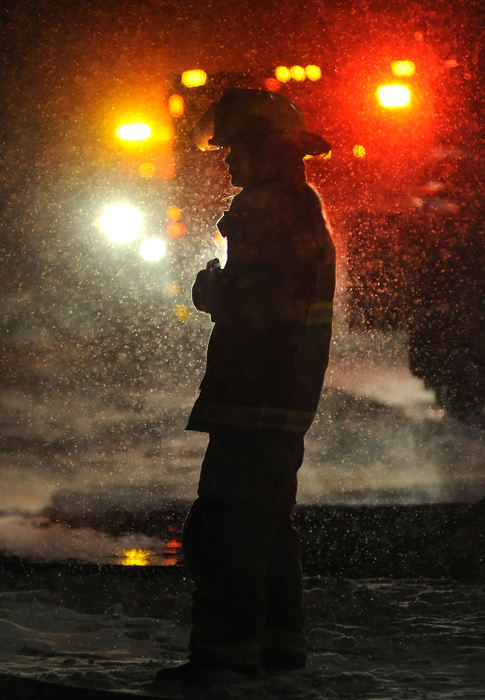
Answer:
[{"left": 157, "top": 88, "right": 335, "bottom": 682}]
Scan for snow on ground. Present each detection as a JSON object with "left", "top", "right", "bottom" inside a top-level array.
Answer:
[{"left": 0, "top": 569, "right": 484, "bottom": 698}]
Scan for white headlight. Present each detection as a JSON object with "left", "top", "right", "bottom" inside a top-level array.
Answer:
[
  {"left": 140, "top": 237, "right": 167, "bottom": 262},
  {"left": 97, "top": 204, "right": 143, "bottom": 244}
]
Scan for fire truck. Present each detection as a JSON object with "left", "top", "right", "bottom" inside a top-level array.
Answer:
[{"left": 304, "top": 37, "right": 484, "bottom": 428}]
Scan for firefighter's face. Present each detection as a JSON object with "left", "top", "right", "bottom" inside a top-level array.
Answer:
[{"left": 224, "top": 142, "right": 256, "bottom": 187}]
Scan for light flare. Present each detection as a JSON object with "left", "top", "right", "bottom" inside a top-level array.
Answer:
[
  {"left": 97, "top": 203, "right": 143, "bottom": 244},
  {"left": 275, "top": 66, "right": 291, "bottom": 82},
  {"left": 116, "top": 123, "right": 152, "bottom": 141},
  {"left": 376, "top": 84, "right": 411, "bottom": 108},
  {"left": 305, "top": 64, "right": 322, "bottom": 81},
  {"left": 304, "top": 150, "right": 332, "bottom": 161},
  {"left": 181, "top": 69, "right": 207, "bottom": 87},
  {"left": 213, "top": 230, "right": 227, "bottom": 248},
  {"left": 290, "top": 65, "right": 306, "bottom": 81},
  {"left": 167, "top": 221, "right": 187, "bottom": 239},
  {"left": 155, "top": 122, "right": 175, "bottom": 142},
  {"left": 140, "top": 237, "right": 167, "bottom": 262},
  {"left": 166, "top": 205, "right": 183, "bottom": 221},
  {"left": 391, "top": 60, "right": 416, "bottom": 77},
  {"left": 169, "top": 94, "right": 185, "bottom": 118},
  {"left": 353, "top": 144, "right": 366, "bottom": 158},
  {"left": 263, "top": 77, "right": 281, "bottom": 91},
  {"left": 138, "top": 162, "right": 157, "bottom": 178}
]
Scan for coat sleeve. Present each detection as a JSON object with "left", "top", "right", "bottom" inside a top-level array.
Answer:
[
  {"left": 202, "top": 192, "right": 305, "bottom": 329},
  {"left": 193, "top": 184, "right": 335, "bottom": 331}
]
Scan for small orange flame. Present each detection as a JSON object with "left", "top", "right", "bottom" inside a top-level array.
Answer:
[{"left": 120, "top": 549, "right": 151, "bottom": 566}]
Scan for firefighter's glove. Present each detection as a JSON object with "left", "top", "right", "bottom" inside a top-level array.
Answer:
[{"left": 192, "top": 258, "right": 221, "bottom": 315}]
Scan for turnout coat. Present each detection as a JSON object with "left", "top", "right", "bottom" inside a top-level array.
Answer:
[{"left": 187, "top": 172, "right": 335, "bottom": 435}]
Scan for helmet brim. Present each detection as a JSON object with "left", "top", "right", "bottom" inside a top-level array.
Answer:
[
  {"left": 190, "top": 103, "right": 221, "bottom": 152},
  {"left": 190, "top": 92, "right": 331, "bottom": 156},
  {"left": 267, "top": 130, "right": 331, "bottom": 156}
]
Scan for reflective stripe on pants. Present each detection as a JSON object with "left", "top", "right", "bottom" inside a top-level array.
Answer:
[{"left": 187, "top": 399, "right": 315, "bottom": 433}]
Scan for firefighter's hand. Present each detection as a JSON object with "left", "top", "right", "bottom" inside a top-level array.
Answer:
[{"left": 192, "top": 259, "right": 221, "bottom": 314}]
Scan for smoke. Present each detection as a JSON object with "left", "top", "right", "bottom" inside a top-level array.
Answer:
[
  {"left": 0, "top": 514, "right": 166, "bottom": 564},
  {"left": 1, "top": 325, "right": 483, "bottom": 527}
]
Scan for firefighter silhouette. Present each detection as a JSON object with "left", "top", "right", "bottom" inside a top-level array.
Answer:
[{"left": 157, "top": 88, "right": 336, "bottom": 681}]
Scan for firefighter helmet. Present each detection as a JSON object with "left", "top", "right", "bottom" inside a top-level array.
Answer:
[{"left": 191, "top": 88, "right": 331, "bottom": 156}]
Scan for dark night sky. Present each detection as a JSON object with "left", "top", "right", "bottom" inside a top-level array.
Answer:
[{"left": 2, "top": 0, "right": 481, "bottom": 115}]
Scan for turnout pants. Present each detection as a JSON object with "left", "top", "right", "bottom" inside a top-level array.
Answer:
[{"left": 182, "top": 428, "right": 305, "bottom": 670}]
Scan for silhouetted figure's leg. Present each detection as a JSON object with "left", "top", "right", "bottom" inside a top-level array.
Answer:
[
  {"left": 182, "top": 428, "right": 304, "bottom": 671},
  {"left": 263, "top": 518, "right": 306, "bottom": 668}
]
